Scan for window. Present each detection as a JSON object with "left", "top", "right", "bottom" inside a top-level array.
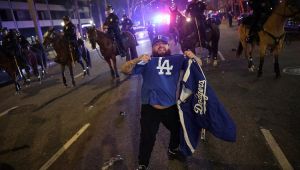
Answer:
[
  {"left": 0, "top": 9, "right": 14, "bottom": 21},
  {"left": 51, "top": 11, "right": 69, "bottom": 20},
  {"left": 37, "top": 11, "right": 51, "bottom": 20},
  {"left": 14, "top": 10, "right": 32, "bottom": 21}
]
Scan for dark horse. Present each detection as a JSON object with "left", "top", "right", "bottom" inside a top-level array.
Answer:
[
  {"left": 43, "top": 28, "right": 89, "bottom": 86},
  {"left": 0, "top": 47, "right": 22, "bottom": 92},
  {"left": 171, "top": 11, "right": 220, "bottom": 66},
  {"left": 18, "top": 35, "right": 46, "bottom": 82},
  {"left": 86, "top": 26, "right": 137, "bottom": 78},
  {"left": 237, "top": 0, "right": 300, "bottom": 78}
]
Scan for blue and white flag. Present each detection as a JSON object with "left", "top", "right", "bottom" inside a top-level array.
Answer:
[{"left": 177, "top": 59, "right": 236, "bottom": 156}]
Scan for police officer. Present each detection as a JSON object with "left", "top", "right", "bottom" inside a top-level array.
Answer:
[
  {"left": 2, "top": 29, "right": 31, "bottom": 80},
  {"left": 146, "top": 21, "right": 154, "bottom": 43},
  {"left": 185, "top": 0, "right": 207, "bottom": 48},
  {"left": 246, "top": 0, "right": 273, "bottom": 43},
  {"left": 121, "top": 14, "right": 133, "bottom": 32},
  {"left": 169, "top": 3, "right": 181, "bottom": 44},
  {"left": 104, "top": 5, "right": 126, "bottom": 57},
  {"left": 62, "top": 16, "right": 80, "bottom": 59},
  {"left": 121, "top": 14, "right": 138, "bottom": 45}
]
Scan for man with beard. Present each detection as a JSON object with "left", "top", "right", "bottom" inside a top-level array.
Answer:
[{"left": 121, "top": 35, "right": 202, "bottom": 170}]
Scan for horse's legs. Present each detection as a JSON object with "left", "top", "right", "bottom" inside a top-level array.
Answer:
[
  {"left": 112, "top": 56, "right": 119, "bottom": 78},
  {"left": 106, "top": 58, "right": 115, "bottom": 78},
  {"left": 83, "top": 49, "right": 91, "bottom": 75},
  {"left": 68, "top": 64, "right": 76, "bottom": 86},
  {"left": 14, "top": 73, "right": 21, "bottom": 93},
  {"left": 257, "top": 57, "right": 265, "bottom": 77},
  {"left": 61, "top": 65, "right": 67, "bottom": 87},
  {"left": 274, "top": 54, "right": 281, "bottom": 78},
  {"left": 257, "top": 45, "right": 268, "bottom": 77},
  {"left": 77, "top": 58, "right": 88, "bottom": 77},
  {"left": 246, "top": 44, "right": 255, "bottom": 72},
  {"left": 7, "top": 69, "right": 21, "bottom": 93}
]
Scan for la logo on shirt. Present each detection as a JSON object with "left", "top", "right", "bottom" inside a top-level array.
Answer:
[{"left": 156, "top": 57, "right": 173, "bottom": 75}]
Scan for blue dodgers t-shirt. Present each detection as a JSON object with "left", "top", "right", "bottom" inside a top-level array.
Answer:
[{"left": 132, "top": 54, "right": 187, "bottom": 106}]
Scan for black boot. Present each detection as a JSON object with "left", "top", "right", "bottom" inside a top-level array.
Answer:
[{"left": 168, "top": 149, "right": 187, "bottom": 162}]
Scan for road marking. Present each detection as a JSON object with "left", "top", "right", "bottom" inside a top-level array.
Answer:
[
  {"left": 218, "top": 51, "right": 225, "bottom": 61},
  {"left": 39, "top": 123, "right": 90, "bottom": 170},
  {"left": 0, "top": 106, "right": 19, "bottom": 118},
  {"left": 74, "top": 73, "right": 83, "bottom": 79},
  {"left": 260, "top": 128, "right": 294, "bottom": 170}
]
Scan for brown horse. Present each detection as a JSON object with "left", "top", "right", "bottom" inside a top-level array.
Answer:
[
  {"left": 43, "top": 28, "right": 89, "bottom": 86},
  {"left": 237, "top": 0, "right": 300, "bottom": 78},
  {"left": 0, "top": 47, "right": 22, "bottom": 92},
  {"left": 86, "top": 26, "right": 137, "bottom": 78}
]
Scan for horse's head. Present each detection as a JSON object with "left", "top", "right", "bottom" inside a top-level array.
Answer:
[
  {"left": 86, "top": 26, "right": 97, "bottom": 49},
  {"left": 43, "top": 28, "right": 56, "bottom": 47}
]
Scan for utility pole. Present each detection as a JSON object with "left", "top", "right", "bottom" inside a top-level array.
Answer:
[
  {"left": 141, "top": 0, "right": 145, "bottom": 26},
  {"left": 126, "top": 0, "right": 130, "bottom": 15},
  {"left": 44, "top": 0, "right": 53, "bottom": 27},
  {"left": 27, "top": 0, "right": 43, "bottom": 42},
  {"left": 104, "top": 0, "right": 108, "bottom": 7},
  {"left": 74, "top": 0, "right": 83, "bottom": 37},
  {"left": 8, "top": 0, "right": 18, "bottom": 30},
  {"left": 95, "top": 0, "right": 103, "bottom": 26}
]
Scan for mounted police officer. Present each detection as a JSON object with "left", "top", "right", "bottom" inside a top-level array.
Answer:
[
  {"left": 121, "top": 14, "right": 134, "bottom": 32},
  {"left": 246, "top": 0, "right": 273, "bottom": 43},
  {"left": 62, "top": 16, "right": 80, "bottom": 60},
  {"left": 104, "top": 5, "right": 126, "bottom": 57},
  {"left": 2, "top": 29, "right": 31, "bottom": 80},
  {"left": 121, "top": 14, "right": 138, "bottom": 45},
  {"left": 185, "top": 0, "right": 207, "bottom": 48},
  {"left": 169, "top": 3, "right": 181, "bottom": 44}
]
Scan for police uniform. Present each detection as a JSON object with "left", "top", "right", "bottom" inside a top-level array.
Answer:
[
  {"left": 121, "top": 16, "right": 138, "bottom": 45},
  {"left": 133, "top": 36, "right": 188, "bottom": 167},
  {"left": 2, "top": 30, "right": 30, "bottom": 74},
  {"left": 121, "top": 17, "right": 134, "bottom": 32},
  {"left": 63, "top": 21, "right": 81, "bottom": 59},
  {"left": 247, "top": 0, "right": 273, "bottom": 42},
  {"left": 169, "top": 7, "right": 182, "bottom": 34},
  {"left": 63, "top": 21, "right": 77, "bottom": 44},
  {"left": 185, "top": 0, "right": 207, "bottom": 48},
  {"left": 104, "top": 12, "right": 126, "bottom": 56},
  {"left": 147, "top": 23, "right": 154, "bottom": 43}
]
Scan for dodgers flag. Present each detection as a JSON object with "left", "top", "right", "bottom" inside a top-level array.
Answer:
[{"left": 177, "top": 59, "right": 236, "bottom": 156}]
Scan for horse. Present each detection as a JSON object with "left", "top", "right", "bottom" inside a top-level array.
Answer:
[
  {"left": 0, "top": 47, "right": 22, "bottom": 92},
  {"left": 43, "top": 28, "right": 89, "bottom": 86},
  {"left": 86, "top": 26, "right": 138, "bottom": 78},
  {"left": 170, "top": 11, "right": 220, "bottom": 66},
  {"left": 237, "top": 0, "right": 300, "bottom": 78},
  {"left": 17, "top": 34, "right": 47, "bottom": 82}
]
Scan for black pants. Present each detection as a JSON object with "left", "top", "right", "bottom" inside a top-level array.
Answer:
[{"left": 138, "top": 104, "right": 180, "bottom": 166}]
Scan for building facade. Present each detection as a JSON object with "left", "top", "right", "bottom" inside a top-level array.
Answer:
[{"left": 0, "top": 0, "right": 93, "bottom": 38}]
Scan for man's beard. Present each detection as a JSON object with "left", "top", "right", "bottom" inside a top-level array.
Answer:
[{"left": 152, "top": 48, "right": 171, "bottom": 57}]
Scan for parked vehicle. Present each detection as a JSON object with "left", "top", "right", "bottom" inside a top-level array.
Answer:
[
  {"left": 0, "top": 69, "right": 12, "bottom": 86},
  {"left": 133, "top": 26, "right": 149, "bottom": 41},
  {"left": 284, "top": 18, "right": 300, "bottom": 32}
]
